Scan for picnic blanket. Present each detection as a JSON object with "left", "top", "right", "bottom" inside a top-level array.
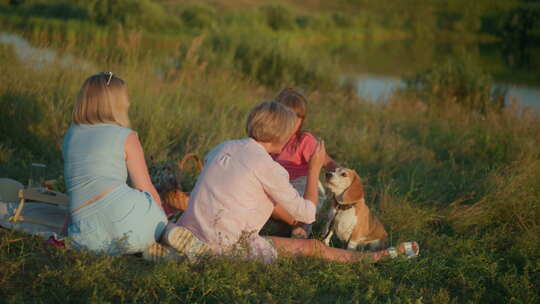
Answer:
[{"left": 0, "top": 200, "right": 67, "bottom": 239}]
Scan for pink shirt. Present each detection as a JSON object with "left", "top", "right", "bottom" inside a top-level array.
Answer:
[
  {"left": 271, "top": 132, "right": 318, "bottom": 180},
  {"left": 177, "top": 138, "right": 316, "bottom": 262}
]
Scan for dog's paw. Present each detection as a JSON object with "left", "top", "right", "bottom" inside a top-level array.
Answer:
[{"left": 323, "top": 236, "right": 331, "bottom": 246}]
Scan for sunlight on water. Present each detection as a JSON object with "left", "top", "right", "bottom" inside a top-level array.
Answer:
[
  {"left": 353, "top": 74, "right": 404, "bottom": 102},
  {"left": 353, "top": 73, "right": 540, "bottom": 114}
]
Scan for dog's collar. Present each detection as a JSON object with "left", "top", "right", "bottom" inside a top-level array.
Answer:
[
  {"left": 334, "top": 196, "right": 362, "bottom": 211},
  {"left": 337, "top": 203, "right": 356, "bottom": 210},
  {"left": 335, "top": 199, "right": 362, "bottom": 210}
]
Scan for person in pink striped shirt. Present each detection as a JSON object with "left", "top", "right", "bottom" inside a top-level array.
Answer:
[
  {"left": 165, "top": 101, "right": 418, "bottom": 263},
  {"left": 270, "top": 88, "right": 341, "bottom": 238}
]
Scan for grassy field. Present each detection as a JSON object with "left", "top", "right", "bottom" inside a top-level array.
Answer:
[{"left": 1, "top": 1, "right": 540, "bottom": 303}]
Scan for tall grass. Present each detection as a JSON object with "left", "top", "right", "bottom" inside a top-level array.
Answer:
[
  {"left": 403, "top": 57, "right": 507, "bottom": 112},
  {"left": 1, "top": 2, "right": 540, "bottom": 303}
]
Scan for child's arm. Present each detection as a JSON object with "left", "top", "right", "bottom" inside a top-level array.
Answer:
[
  {"left": 304, "top": 141, "right": 326, "bottom": 207},
  {"left": 306, "top": 134, "right": 340, "bottom": 171}
]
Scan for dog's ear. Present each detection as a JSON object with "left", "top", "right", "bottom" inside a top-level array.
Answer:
[{"left": 342, "top": 170, "right": 364, "bottom": 203}]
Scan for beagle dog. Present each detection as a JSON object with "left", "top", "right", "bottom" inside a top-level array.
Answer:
[{"left": 323, "top": 168, "right": 387, "bottom": 251}]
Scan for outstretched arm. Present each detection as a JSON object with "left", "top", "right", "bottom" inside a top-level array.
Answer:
[{"left": 304, "top": 140, "right": 326, "bottom": 207}]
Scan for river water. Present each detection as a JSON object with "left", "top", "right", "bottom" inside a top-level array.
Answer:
[
  {"left": 350, "top": 73, "right": 540, "bottom": 112},
  {"left": 329, "top": 38, "right": 540, "bottom": 114}
]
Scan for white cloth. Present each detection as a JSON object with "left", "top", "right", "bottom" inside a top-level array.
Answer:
[{"left": 0, "top": 201, "right": 66, "bottom": 238}]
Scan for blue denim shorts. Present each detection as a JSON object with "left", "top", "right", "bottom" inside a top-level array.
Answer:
[{"left": 68, "top": 185, "right": 167, "bottom": 256}]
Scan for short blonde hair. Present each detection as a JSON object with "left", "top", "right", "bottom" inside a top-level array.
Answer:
[
  {"left": 246, "top": 101, "right": 297, "bottom": 143},
  {"left": 72, "top": 73, "right": 131, "bottom": 128}
]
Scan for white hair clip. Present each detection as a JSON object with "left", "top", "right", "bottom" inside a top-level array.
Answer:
[{"left": 106, "top": 72, "right": 113, "bottom": 86}]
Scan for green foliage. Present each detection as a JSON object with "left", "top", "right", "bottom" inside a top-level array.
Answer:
[
  {"left": 230, "top": 36, "right": 334, "bottom": 88},
  {"left": 3, "top": 0, "right": 540, "bottom": 42},
  {"left": 331, "top": 12, "right": 354, "bottom": 28},
  {"left": 2, "top": 0, "right": 180, "bottom": 31},
  {"left": 87, "top": 0, "right": 176, "bottom": 30},
  {"left": 178, "top": 4, "right": 217, "bottom": 30},
  {"left": 500, "top": 2, "right": 540, "bottom": 42},
  {"left": 260, "top": 4, "right": 296, "bottom": 31},
  {"left": 294, "top": 14, "right": 329, "bottom": 30},
  {"left": 404, "top": 57, "right": 507, "bottom": 112},
  {"left": 335, "top": 0, "right": 539, "bottom": 41},
  {"left": 21, "top": 1, "right": 88, "bottom": 20},
  {"left": 0, "top": 143, "right": 14, "bottom": 164},
  {"left": 202, "top": 28, "right": 336, "bottom": 88}
]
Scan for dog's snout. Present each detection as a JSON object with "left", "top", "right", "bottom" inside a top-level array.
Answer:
[{"left": 325, "top": 172, "right": 333, "bottom": 179}]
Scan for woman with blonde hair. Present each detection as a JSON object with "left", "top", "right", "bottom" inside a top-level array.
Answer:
[
  {"left": 63, "top": 72, "right": 167, "bottom": 255},
  {"left": 160, "top": 101, "right": 419, "bottom": 263}
]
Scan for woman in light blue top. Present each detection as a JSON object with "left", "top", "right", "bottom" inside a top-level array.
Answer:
[{"left": 63, "top": 72, "right": 167, "bottom": 255}]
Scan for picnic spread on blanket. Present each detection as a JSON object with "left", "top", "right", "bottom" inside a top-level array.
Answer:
[{"left": 0, "top": 177, "right": 68, "bottom": 240}]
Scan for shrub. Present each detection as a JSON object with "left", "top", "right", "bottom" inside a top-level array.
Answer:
[
  {"left": 21, "top": 1, "right": 88, "bottom": 20},
  {"left": 403, "top": 57, "right": 507, "bottom": 112},
  {"left": 295, "top": 15, "right": 329, "bottom": 30},
  {"left": 332, "top": 12, "right": 354, "bottom": 28},
  {"left": 179, "top": 5, "right": 217, "bottom": 30},
  {"left": 4, "top": 0, "right": 180, "bottom": 31},
  {"left": 260, "top": 4, "right": 296, "bottom": 31},
  {"left": 231, "top": 36, "right": 334, "bottom": 88},
  {"left": 86, "top": 0, "right": 178, "bottom": 30},
  {"left": 201, "top": 27, "right": 336, "bottom": 88}
]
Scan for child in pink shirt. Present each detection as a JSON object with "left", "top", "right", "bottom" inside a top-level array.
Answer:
[{"left": 271, "top": 88, "right": 341, "bottom": 238}]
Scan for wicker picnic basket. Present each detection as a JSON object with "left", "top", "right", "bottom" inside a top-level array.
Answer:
[{"left": 162, "top": 153, "right": 203, "bottom": 211}]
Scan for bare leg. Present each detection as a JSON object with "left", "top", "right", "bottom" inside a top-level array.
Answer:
[
  {"left": 269, "top": 237, "right": 418, "bottom": 263},
  {"left": 269, "top": 236, "right": 373, "bottom": 262}
]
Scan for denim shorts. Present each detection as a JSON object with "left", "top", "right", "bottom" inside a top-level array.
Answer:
[{"left": 68, "top": 185, "right": 167, "bottom": 256}]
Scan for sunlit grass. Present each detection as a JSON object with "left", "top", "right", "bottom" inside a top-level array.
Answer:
[{"left": 1, "top": 7, "right": 540, "bottom": 302}]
